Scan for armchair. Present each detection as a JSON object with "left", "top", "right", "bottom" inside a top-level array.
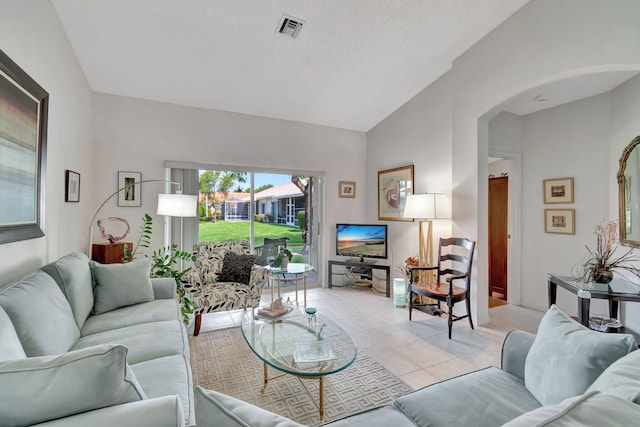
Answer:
[{"left": 181, "top": 240, "right": 270, "bottom": 336}]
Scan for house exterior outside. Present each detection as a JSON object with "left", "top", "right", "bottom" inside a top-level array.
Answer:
[{"left": 254, "top": 180, "right": 306, "bottom": 226}]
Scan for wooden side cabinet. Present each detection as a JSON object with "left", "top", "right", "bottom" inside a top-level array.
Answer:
[{"left": 91, "top": 242, "right": 131, "bottom": 264}]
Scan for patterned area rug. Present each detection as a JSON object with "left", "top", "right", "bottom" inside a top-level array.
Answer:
[{"left": 189, "top": 327, "right": 413, "bottom": 426}]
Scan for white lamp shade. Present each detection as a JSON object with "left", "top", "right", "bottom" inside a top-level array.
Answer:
[
  {"left": 403, "top": 193, "right": 450, "bottom": 219},
  {"left": 157, "top": 193, "right": 198, "bottom": 217}
]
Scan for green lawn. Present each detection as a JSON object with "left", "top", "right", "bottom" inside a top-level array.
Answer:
[{"left": 198, "top": 220, "right": 304, "bottom": 247}]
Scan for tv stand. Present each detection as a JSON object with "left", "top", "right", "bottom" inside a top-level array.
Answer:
[
  {"left": 328, "top": 259, "right": 390, "bottom": 297},
  {"left": 346, "top": 257, "right": 377, "bottom": 264}
]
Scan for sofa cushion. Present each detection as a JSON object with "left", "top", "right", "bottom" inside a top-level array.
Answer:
[
  {"left": 132, "top": 354, "right": 194, "bottom": 426},
  {"left": 218, "top": 252, "right": 256, "bottom": 285},
  {"left": 28, "top": 396, "right": 185, "bottom": 427},
  {"left": 0, "top": 306, "right": 26, "bottom": 361},
  {"left": 392, "top": 366, "right": 541, "bottom": 427},
  {"left": 194, "top": 386, "right": 305, "bottom": 427},
  {"left": 503, "top": 391, "right": 640, "bottom": 427},
  {"left": 0, "top": 270, "right": 80, "bottom": 356},
  {"left": 324, "top": 406, "right": 416, "bottom": 427},
  {"left": 587, "top": 348, "right": 640, "bottom": 404},
  {"left": 41, "top": 251, "right": 94, "bottom": 329},
  {"left": 0, "top": 344, "right": 146, "bottom": 427},
  {"left": 81, "top": 299, "right": 180, "bottom": 336},
  {"left": 72, "top": 320, "right": 187, "bottom": 364},
  {"left": 90, "top": 259, "right": 154, "bottom": 314},
  {"left": 524, "top": 305, "right": 636, "bottom": 405}
]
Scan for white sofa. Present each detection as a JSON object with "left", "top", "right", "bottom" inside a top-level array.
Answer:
[
  {"left": 0, "top": 251, "right": 193, "bottom": 427},
  {"left": 193, "top": 305, "right": 640, "bottom": 427}
]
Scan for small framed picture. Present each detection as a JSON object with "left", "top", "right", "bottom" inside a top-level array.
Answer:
[
  {"left": 544, "top": 208, "right": 575, "bottom": 234},
  {"left": 338, "top": 181, "right": 356, "bottom": 198},
  {"left": 543, "top": 177, "right": 574, "bottom": 204},
  {"left": 65, "top": 170, "right": 80, "bottom": 202},
  {"left": 117, "top": 171, "right": 142, "bottom": 207}
]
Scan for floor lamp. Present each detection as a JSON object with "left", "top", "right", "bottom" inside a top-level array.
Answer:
[
  {"left": 88, "top": 180, "right": 197, "bottom": 260},
  {"left": 403, "top": 193, "right": 450, "bottom": 283},
  {"left": 157, "top": 192, "right": 198, "bottom": 270}
]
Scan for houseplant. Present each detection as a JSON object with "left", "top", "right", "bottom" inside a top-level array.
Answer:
[
  {"left": 574, "top": 219, "right": 640, "bottom": 283},
  {"left": 273, "top": 247, "right": 293, "bottom": 268}
]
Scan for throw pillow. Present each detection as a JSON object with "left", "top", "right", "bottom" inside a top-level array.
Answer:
[
  {"left": 217, "top": 253, "right": 256, "bottom": 285},
  {"left": 0, "top": 344, "right": 146, "bottom": 427},
  {"left": 194, "top": 386, "right": 304, "bottom": 427},
  {"left": 0, "top": 306, "right": 26, "bottom": 361},
  {"left": 0, "top": 270, "right": 80, "bottom": 357},
  {"left": 91, "top": 258, "right": 154, "bottom": 314},
  {"left": 524, "top": 305, "right": 637, "bottom": 405},
  {"left": 587, "top": 348, "right": 640, "bottom": 404},
  {"left": 503, "top": 391, "right": 640, "bottom": 427}
]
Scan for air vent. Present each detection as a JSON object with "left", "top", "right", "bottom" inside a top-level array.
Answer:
[{"left": 277, "top": 15, "right": 305, "bottom": 39}]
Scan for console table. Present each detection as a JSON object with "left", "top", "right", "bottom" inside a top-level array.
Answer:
[
  {"left": 328, "top": 260, "right": 390, "bottom": 297},
  {"left": 547, "top": 273, "right": 640, "bottom": 327}
]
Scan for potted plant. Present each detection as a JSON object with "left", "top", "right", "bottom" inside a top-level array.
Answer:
[
  {"left": 574, "top": 219, "right": 640, "bottom": 283},
  {"left": 273, "top": 247, "right": 293, "bottom": 268}
]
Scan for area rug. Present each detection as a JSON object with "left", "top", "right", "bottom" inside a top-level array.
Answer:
[{"left": 189, "top": 327, "right": 413, "bottom": 426}]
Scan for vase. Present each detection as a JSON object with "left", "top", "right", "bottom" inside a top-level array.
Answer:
[
  {"left": 280, "top": 256, "right": 289, "bottom": 269},
  {"left": 593, "top": 269, "right": 613, "bottom": 283}
]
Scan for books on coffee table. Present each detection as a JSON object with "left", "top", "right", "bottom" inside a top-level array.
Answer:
[{"left": 293, "top": 341, "right": 336, "bottom": 363}]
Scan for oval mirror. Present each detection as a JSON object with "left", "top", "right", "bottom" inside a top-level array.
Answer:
[{"left": 618, "top": 135, "right": 640, "bottom": 247}]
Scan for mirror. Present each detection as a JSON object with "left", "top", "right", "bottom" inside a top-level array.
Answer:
[{"left": 618, "top": 135, "right": 640, "bottom": 246}]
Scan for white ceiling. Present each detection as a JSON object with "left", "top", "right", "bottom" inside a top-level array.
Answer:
[
  {"left": 51, "top": 0, "right": 531, "bottom": 131},
  {"left": 504, "top": 70, "right": 640, "bottom": 116}
]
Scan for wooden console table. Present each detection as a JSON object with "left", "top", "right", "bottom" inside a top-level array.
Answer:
[
  {"left": 547, "top": 273, "right": 640, "bottom": 327},
  {"left": 328, "top": 260, "right": 390, "bottom": 297},
  {"left": 91, "top": 242, "right": 131, "bottom": 264}
]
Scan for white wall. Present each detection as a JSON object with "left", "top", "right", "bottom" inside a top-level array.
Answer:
[
  {"left": 91, "top": 94, "right": 367, "bottom": 268},
  {"left": 518, "top": 94, "right": 611, "bottom": 314},
  {"left": 0, "top": 0, "right": 93, "bottom": 284},
  {"left": 366, "top": 0, "right": 640, "bottom": 326},
  {"left": 367, "top": 73, "right": 453, "bottom": 278}
]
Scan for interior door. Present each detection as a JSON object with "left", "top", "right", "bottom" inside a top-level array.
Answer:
[{"left": 489, "top": 176, "right": 508, "bottom": 300}]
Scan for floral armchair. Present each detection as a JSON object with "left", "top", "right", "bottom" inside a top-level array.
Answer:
[{"left": 181, "top": 240, "right": 270, "bottom": 336}]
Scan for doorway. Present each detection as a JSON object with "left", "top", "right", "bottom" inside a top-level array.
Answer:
[{"left": 488, "top": 159, "right": 509, "bottom": 308}]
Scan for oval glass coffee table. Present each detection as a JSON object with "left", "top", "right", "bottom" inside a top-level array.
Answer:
[{"left": 241, "top": 306, "right": 357, "bottom": 421}]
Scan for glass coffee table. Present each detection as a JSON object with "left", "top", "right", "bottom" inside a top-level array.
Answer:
[{"left": 241, "top": 306, "right": 357, "bottom": 421}]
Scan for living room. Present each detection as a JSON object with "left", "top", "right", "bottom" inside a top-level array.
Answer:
[{"left": 2, "top": 1, "right": 640, "bottom": 425}]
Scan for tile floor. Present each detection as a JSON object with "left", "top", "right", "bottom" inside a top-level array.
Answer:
[{"left": 188, "top": 284, "right": 545, "bottom": 390}]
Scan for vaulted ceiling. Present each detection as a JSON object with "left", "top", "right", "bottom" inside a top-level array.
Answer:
[{"left": 51, "top": 0, "right": 531, "bottom": 131}]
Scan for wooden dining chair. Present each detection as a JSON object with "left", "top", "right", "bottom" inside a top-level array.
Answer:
[{"left": 408, "top": 237, "right": 476, "bottom": 339}]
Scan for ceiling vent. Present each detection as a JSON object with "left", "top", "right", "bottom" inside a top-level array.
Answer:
[{"left": 277, "top": 15, "right": 305, "bottom": 39}]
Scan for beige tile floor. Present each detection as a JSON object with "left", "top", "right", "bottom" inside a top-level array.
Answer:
[{"left": 189, "top": 285, "right": 545, "bottom": 390}]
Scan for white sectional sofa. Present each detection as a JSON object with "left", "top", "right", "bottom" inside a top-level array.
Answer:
[
  {"left": 0, "top": 251, "right": 193, "bottom": 427},
  {"left": 3, "top": 249, "right": 640, "bottom": 427}
]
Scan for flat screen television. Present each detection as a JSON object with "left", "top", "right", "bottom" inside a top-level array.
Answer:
[{"left": 336, "top": 224, "right": 388, "bottom": 260}]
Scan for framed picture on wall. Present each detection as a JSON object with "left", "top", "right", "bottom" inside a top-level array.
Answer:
[
  {"left": 117, "top": 171, "right": 142, "bottom": 207},
  {"left": 378, "top": 165, "right": 414, "bottom": 221},
  {"left": 65, "top": 170, "right": 80, "bottom": 202},
  {"left": 543, "top": 177, "right": 574, "bottom": 204},
  {"left": 0, "top": 49, "right": 48, "bottom": 244},
  {"left": 544, "top": 208, "right": 575, "bottom": 234},
  {"left": 338, "top": 181, "right": 356, "bottom": 198}
]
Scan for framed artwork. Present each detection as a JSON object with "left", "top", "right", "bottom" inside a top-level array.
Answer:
[
  {"left": 117, "top": 171, "right": 142, "bottom": 207},
  {"left": 378, "top": 165, "right": 414, "bottom": 221},
  {"left": 544, "top": 208, "right": 575, "bottom": 235},
  {"left": 65, "top": 170, "right": 80, "bottom": 202},
  {"left": 0, "top": 49, "right": 48, "bottom": 244},
  {"left": 543, "top": 177, "right": 574, "bottom": 204},
  {"left": 338, "top": 181, "right": 356, "bottom": 198}
]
